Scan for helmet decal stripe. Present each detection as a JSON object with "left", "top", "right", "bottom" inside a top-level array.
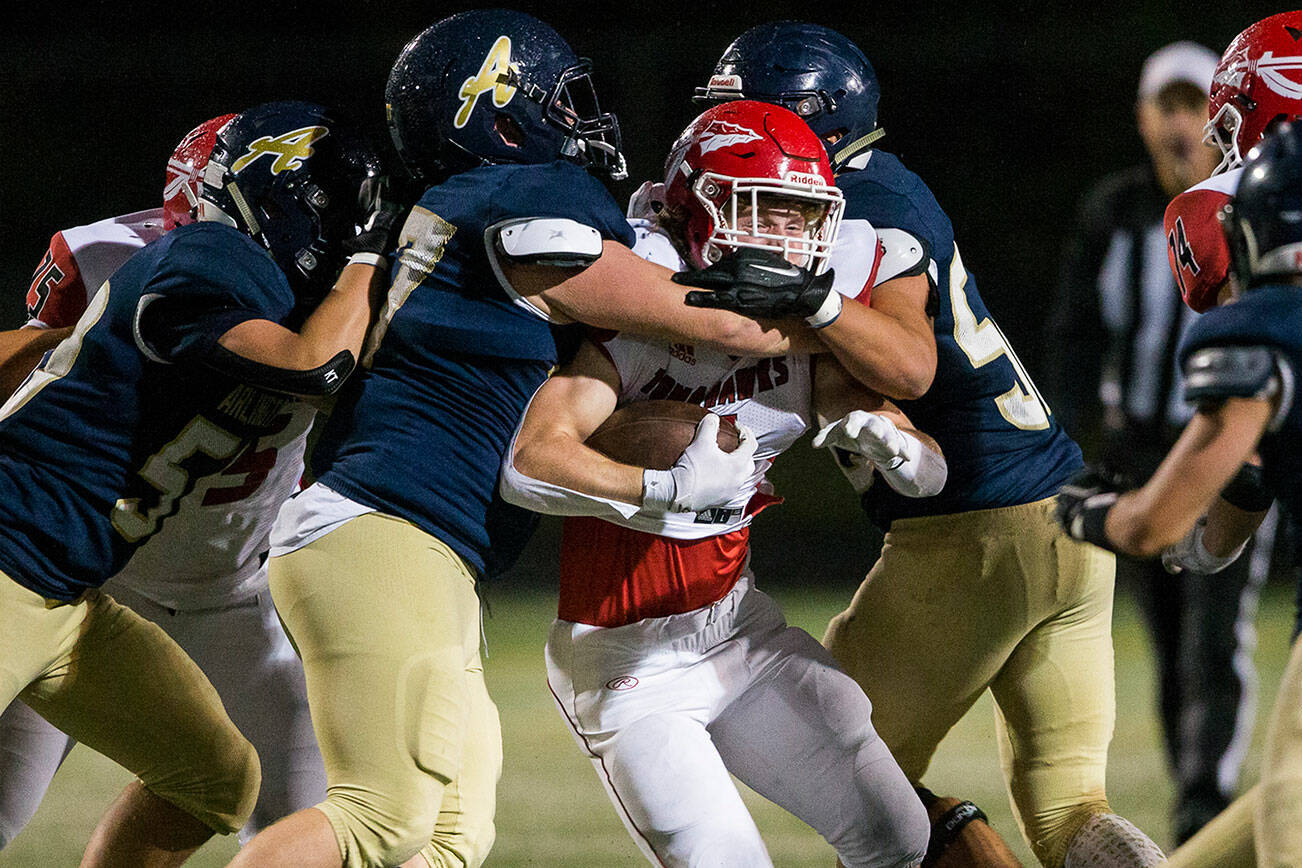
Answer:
[
  {"left": 455, "top": 35, "right": 519, "bottom": 129},
  {"left": 231, "top": 126, "right": 330, "bottom": 175}
]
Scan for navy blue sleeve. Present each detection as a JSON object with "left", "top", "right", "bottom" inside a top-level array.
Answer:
[
  {"left": 486, "top": 162, "right": 636, "bottom": 247},
  {"left": 135, "top": 226, "right": 296, "bottom": 363}
]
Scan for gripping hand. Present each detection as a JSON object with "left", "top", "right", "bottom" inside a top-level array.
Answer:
[
  {"left": 675, "top": 249, "right": 842, "bottom": 327},
  {"left": 642, "top": 414, "right": 758, "bottom": 514},
  {"left": 812, "top": 411, "right": 912, "bottom": 469},
  {"left": 1056, "top": 466, "right": 1128, "bottom": 551},
  {"left": 342, "top": 191, "right": 409, "bottom": 265}
]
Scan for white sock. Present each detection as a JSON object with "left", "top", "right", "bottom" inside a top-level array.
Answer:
[{"left": 1063, "top": 813, "right": 1165, "bottom": 868}]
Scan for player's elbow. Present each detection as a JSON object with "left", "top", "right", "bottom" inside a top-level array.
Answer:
[{"left": 893, "top": 360, "right": 935, "bottom": 401}]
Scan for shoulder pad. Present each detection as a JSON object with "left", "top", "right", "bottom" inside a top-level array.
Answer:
[
  {"left": 1164, "top": 188, "right": 1233, "bottom": 313},
  {"left": 875, "top": 228, "right": 931, "bottom": 284},
  {"left": 491, "top": 217, "right": 603, "bottom": 267},
  {"left": 1183, "top": 346, "right": 1292, "bottom": 426}
]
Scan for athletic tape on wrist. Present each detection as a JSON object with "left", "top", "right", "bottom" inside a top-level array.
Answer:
[
  {"left": 347, "top": 252, "right": 387, "bottom": 269},
  {"left": 805, "top": 291, "right": 843, "bottom": 329}
]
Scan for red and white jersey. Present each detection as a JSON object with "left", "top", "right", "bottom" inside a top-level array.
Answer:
[
  {"left": 1164, "top": 168, "right": 1242, "bottom": 313},
  {"left": 558, "top": 220, "right": 878, "bottom": 627},
  {"left": 22, "top": 210, "right": 312, "bottom": 608},
  {"left": 25, "top": 209, "right": 166, "bottom": 329}
]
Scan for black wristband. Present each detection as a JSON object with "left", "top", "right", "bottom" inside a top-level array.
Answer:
[
  {"left": 1073, "top": 496, "right": 1116, "bottom": 550},
  {"left": 1221, "top": 463, "right": 1274, "bottom": 512}
]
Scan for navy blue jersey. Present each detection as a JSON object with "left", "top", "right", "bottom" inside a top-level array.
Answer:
[
  {"left": 312, "top": 161, "right": 635, "bottom": 577},
  {"left": 841, "top": 151, "right": 1082, "bottom": 525},
  {"left": 0, "top": 222, "right": 300, "bottom": 600},
  {"left": 1180, "top": 285, "right": 1302, "bottom": 542}
]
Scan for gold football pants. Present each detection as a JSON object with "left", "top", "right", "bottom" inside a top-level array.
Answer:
[
  {"left": 0, "top": 573, "right": 259, "bottom": 834},
  {"left": 824, "top": 497, "right": 1116, "bottom": 868},
  {"left": 269, "top": 511, "right": 502, "bottom": 868}
]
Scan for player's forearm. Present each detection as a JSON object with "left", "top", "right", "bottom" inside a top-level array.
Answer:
[
  {"left": 510, "top": 430, "right": 645, "bottom": 506},
  {"left": 815, "top": 300, "right": 936, "bottom": 399},
  {"left": 1103, "top": 403, "right": 1268, "bottom": 556},
  {"left": 1201, "top": 497, "right": 1267, "bottom": 558},
  {"left": 0, "top": 326, "right": 71, "bottom": 400},
  {"left": 286, "top": 262, "right": 387, "bottom": 367}
]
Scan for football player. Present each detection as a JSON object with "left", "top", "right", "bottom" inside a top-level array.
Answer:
[
  {"left": 0, "top": 99, "right": 389, "bottom": 866},
  {"left": 1164, "top": 11, "right": 1302, "bottom": 315},
  {"left": 230, "top": 11, "right": 911, "bottom": 868},
  {"left": 0, "top": 114, "right": 329, "bottom": 850},
  {"left": 500, "top": 99, "right": 938, "bottom": 868},
  {"left": 1058, "top": 119, "right": 1302, "bottom": 868},
  {"left": 693, "top": 22, "right": 1164, "bottom": 868},
  {"left": 1151, "top": 13, "right": 1302, "bottom": 867}
]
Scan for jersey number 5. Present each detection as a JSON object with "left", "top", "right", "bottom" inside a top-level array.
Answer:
[
  {"left": 111, "top": 416, "right": 243, "bottom": 543},
  {"left": 948, "top": 246, "right": 1051, "bottom": 430}
]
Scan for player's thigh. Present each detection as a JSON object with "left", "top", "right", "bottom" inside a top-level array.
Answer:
[
  {"left": 711, "top": 625, "right": 928, "bottom": 868},
  {"left": 988, "top": 532, "right": 1114, "bottom": 841},
  {"left": 1255, "top": 634, "right": 1302, "bottom": 864},
  {"left": 19, "top": 588, "right": 257, "bottom": 833},
  {"left": 822, "top": 516, "right": 1026, "bottom": 778},
  {"left": 546, "top": 612, "right": 771, "bottom": 868},
  {"left": 269, "top": 512, "right": 486, "bottom": 802},
  {"left": 0, "top": 700, "right": 74, "bottom": 847}
]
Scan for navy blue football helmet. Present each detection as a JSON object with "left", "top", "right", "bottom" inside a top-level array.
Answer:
[
  {"left": 200, "top": 101, "right": 383, "bottom": 304},
  {"left": 1223, "top": 121, "right": 1302, "bottom": 289},
  {"left": 386, "top": 9, "right": 626, "bottom": 182},
  {"left": 695, "top": 22, "right": 882, "bottom": 172}
]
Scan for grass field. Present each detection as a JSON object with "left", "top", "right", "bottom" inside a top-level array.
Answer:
[{"left": 1, "top": 579, "right": 1295, "bottom": 867}]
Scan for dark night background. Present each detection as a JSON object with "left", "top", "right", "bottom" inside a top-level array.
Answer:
[{"left": 0, "top": 1, "right": 1286, "bottom": 588}]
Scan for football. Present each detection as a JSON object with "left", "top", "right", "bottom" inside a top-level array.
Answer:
[{"left": 585, "top": 400, "right": 740, "bottom": 470}]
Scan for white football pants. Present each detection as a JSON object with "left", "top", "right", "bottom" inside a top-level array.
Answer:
[
  {"left": 546, "top": 574, "right": 929, "bottom": 868},
  {"left": 0, "top": 572, "right": 326, "bottom": 847}
]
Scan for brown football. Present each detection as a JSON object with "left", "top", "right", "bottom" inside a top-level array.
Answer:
[{"left": 585, "top": 400, "right": 740, "bottom": 470}]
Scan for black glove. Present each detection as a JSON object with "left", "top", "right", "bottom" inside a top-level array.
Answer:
[
  {"left": 342, "top": 189, "right": 409, "bottom": 261},
  {"left": 1055, "top": 466, "right": 1130, "bottom": 552},
  {"left": 674, "top": 248, "right": 837, "bottom": 322}
]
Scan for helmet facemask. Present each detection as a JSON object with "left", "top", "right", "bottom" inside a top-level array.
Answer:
[
  {"left": 502, "top": 60, "right": 627, "bottom": 179},
  {"left": 692, "top": 177, "right": 843, "bottom": 273}
]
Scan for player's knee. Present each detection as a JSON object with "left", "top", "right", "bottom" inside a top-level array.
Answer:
[
  {"left": 654, "top": 824, "right": 769, "bottom": 867},
  {"left": 839, "top": 798, "right": 929, "bottom": 868},
  {"left": 158, "top": 732, "right": 262, "bottom": 834},
  {"left": 323, "top": 789, "right": 440, "bottom": 868}
]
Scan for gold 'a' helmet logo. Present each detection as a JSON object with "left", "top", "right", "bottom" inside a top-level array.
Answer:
[
  {"left": 230, "top": 126, "right": 330, "bottom": 175},
  {"left": 455, "top": 36, "right": 519, "bottom": 129}
]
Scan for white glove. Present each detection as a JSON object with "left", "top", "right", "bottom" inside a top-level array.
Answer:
[
  {"left": 813, "top": 411, "right": 914, "bottom": 468},
  {"left": 641, "top": 414, "right": 758, "bottom": 514},
  {"left": 1162, "top": 516, "right": 1248, "bottom": 575},
  {"left": 813, "top": 410, "right": 947, "bottom": 498}
]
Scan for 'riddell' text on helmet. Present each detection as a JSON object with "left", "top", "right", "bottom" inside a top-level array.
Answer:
[
  {"left": 695, "top": 21, "right": 882, "bottom": 173},
  {"left": 386, "top": 9, "right": 625, "bottom": 182},
  {"left": 1205, "top": 11, "right": 1302, "bottom": 175},
  {"left": 200, "top": 101, "right": 383, "bottom": 304},
  {"left": 660, "top": 100, "right": 844, "bottom": 272}
]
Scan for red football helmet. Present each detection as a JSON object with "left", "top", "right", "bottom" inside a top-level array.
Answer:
[
  {"left": 661, "top": 100, "right": 843, "bottom": 271},
  {"left": 1205, "top": 12, "right": 1302, "bottom": 175},
  {"left": 163, "top": 114, "right": 236, "bottom": 230}
]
